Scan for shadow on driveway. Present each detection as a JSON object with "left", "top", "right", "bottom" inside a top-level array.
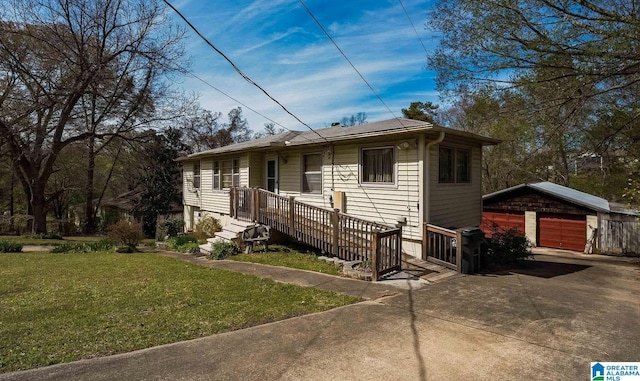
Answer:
[{"left": 482, "top": 259, "right": 591, "bottom": 279}]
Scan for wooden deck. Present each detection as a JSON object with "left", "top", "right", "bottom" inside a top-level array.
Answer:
[{"left": 230, "top": 187, "right": 402, "bottom": 280}]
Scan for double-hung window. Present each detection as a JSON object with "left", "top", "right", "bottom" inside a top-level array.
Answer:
[
  {"left": 439, "top": 146, "right": 471, "bottom": 183},
  {"left": 302, "top": 153, "right": 322, "bottom": 194},
  {"left": 361, "top": 146, "right": 395, "bottom": 184},
  {"left": 213, "top": 158, "right": 240, "bottom": 190},
  {"left": 193, "top": 162, "right": 201, "bottom": 189}
]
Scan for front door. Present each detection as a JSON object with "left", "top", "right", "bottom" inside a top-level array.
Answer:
[{"left": 266, "top": 159, "right": 278, "bottom": 193}]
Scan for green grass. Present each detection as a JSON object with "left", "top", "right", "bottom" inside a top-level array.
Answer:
[
  {"left": 0, "top": 235, "right": 104, "bottom": 246},
  {"left": 0, "top": 252, "right": 359, "bottom": 372},
  {"left": 230, "top": 246, "right": 342, "bottom": 276}
]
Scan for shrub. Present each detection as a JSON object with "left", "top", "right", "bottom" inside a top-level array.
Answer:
[
  {"left": 0, "top": 240, "right": 23, "bottom": 253},
  {"left": 209, "top": 241, "right": 240, "bottom": 260},
  {"left": 156, "top": 218, "right": 185, "bottom": 241},
  {"left": 50, "top": 240, "right": 114, "bottom": 254},
  {"left": 166, "top": 235, "right": 198, "bottom": 252},
  {"left": 485, "top": 228, "right": 532, "bottom": 265},
  {"left": 177, "top": 242, "right": 201, "bottom": 254},
  {"left": 29, "top": 233, "right": 63, "bottom": 240},
  {"left": 107, "top": 221, "right": 143, "bottom": 249},
  {"left": 193, "top": 215, "right": 222, "bottom": 240}
]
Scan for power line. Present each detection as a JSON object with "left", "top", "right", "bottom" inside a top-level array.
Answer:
[
  {"left": 398, "top": 0, "right": 429, "bottom": 57},
  {"left": 297, "top": 0, "right": 406, "bottom": 127},
  {"left": 186, "top": 71, "right": 321, "bottom": 143},
  {"left": 186, "top": 71, "right": 287, "bottom": 131},
  {"left": 163, "top": 0, "right": 329, "bottom": 143}
]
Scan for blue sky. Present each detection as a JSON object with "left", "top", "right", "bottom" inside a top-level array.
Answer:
[{"left": 169, "top": 0, "right": 439, "bottom": 133}]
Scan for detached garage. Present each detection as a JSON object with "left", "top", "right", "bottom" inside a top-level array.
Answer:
[{"left": 482, "top": 182, "right": 606, "bottom": 252}]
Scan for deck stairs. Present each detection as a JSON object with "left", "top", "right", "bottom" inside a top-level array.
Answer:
[{"left": 199, "top": 219, "right": 256, "bottom": 255}]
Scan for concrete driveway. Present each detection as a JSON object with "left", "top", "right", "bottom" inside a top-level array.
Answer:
[{"left": 2, "top": 252, "right": 639, "bottom": 380}]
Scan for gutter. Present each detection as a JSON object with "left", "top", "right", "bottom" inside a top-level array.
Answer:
[{"left": 422, "top": 132, "right": 445, "bottom": 225}]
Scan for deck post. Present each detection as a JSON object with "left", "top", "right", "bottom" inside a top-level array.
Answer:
[
  {"left": 251, "top": 188, "right": 259, "bottom": 222},
  {"left": 288, "top": 196, "right": 295, "bottom": 237},
  {"left": 422, "top": 223, "right": 428, "bottom": 260},
  {"left": 456, "top": 230, "right": 463, "bottom": 273},
  {"left": 331, "top": 209, "right": 340, "bottom": 257},
  {"left": 371, "top": 229, "right": 380, "bottom": 281}
]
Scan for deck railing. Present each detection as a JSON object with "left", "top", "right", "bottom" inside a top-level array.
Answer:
[
  {"left": 230, "top": 187, "right": 402, "bottom": 280},
  {"left": 422, "top": 223, "right": 462, "bottom": 272}
]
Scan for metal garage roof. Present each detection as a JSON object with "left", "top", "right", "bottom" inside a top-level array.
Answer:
[{"left": 483, "top": 181, "right": 611, "bottom": 213}]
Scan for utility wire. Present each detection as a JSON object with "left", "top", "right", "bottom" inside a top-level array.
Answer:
[
  {"left": 398, "top": 0, "right": 429, "bottom": 57},
  {"left": 186, "top": 71, "right": 320, "bottom": 143},
  {"left": 186, "top": 71, "right": 287, "bottom": 131},
  {"left": 298, "top": 0, "right": 407, "bottom": 128},
  {"left": 163, "top": 0, "right": 329, "bottom": 143}
]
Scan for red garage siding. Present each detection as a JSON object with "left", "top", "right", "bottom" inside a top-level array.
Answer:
[
  {"left": 538, "top": 213, "right": 586, "bottom": 252},
  {"left": 481, "top": 211, "right": 525, "bottom": 238}
]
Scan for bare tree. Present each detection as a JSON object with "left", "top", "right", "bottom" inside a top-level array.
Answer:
[{"left": 0, "top": 0, "right": 186, "bottom": 233}]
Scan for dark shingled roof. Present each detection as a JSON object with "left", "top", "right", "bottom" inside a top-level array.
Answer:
[{"left": 177, "top": 118, "right": 499, "bottom": 161}]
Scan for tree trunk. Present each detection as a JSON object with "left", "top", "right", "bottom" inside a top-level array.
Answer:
[
  {"left": 84, "top": 136, "right": 96, "bottom": 233},
  {"left": 24, "top": 182, "right": 48, "bottom": 234}
]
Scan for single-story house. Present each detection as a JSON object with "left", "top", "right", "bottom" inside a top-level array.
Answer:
[
  {"left": 178, "top": 118, "right": 499, "bottom": 257},
  {"left": 481, "top": 182, "right": 640, "bottom": 255}
]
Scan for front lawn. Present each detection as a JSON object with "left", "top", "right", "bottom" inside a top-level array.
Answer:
[
  {"left": 0, "top": 252, "right": 359, "bottom": 372},
  {"left": 230, "top": 246, "right": 341, "bottom": 275}
]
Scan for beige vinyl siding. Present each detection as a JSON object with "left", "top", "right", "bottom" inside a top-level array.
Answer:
[
  {"left": 248, "top": 152, "right": 263, "bottom": 187},
  {"left": 273, "top": 144, "right": 420, "bottom": 239},
  {"left": 183, "top": 161, "right": 200, "bottom": 206},
  {"left": 327, "top": 144, "right": 421, "bottom": 240},
  {"left": 183, "top": 154, "right": 250, "bottom": 216},
  {"left": 428, "top": 139, "right": 482, "bottom": 228}
]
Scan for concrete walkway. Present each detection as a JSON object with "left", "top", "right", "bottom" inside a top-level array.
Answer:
[{"left": 2, "top": 251, "right": 639, "bottom": 380}]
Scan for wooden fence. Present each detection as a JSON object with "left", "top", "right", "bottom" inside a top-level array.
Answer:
[
  {"left": 599, "top": 214, "right": 640, "bottom": 256},
  {"left": 422, "top": 223, "right": 462, "bottom": 272},
  {"left": 230, "top": 187, "right": 402, "bottom": 279}
]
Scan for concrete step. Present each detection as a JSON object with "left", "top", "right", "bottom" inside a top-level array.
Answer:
[
  {"left": 229, "top": 219, "right": 255, "bottom": 229},
  {"left": 207, "top": 237, "right": 225, "bottom": 244},
  {"left": 199, "top": 243, "right": 212, "bottom": 255},
  {"left": 224, "top": 223, "right": 253, "bottom": 234},
  {"left": 215, "top": 230, "right": 239, "bottom": 241}
]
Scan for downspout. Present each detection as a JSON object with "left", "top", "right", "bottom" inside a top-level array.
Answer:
[{"left": 423, "top": 132, "right": 445, "bottom": 225}]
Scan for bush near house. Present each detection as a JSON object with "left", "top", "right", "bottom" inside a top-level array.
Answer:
[
  {"left": 485, "top": 227, "right": 532, "bottom": 265},
  {"left": 107, "top": 221, "right": 144, "bottom": 250},
  {"left": 193, "top": 215, "right": 222, "bottom": 240},
  {"left": 50, "top": 241, "right": 114, "bottom": 254}
]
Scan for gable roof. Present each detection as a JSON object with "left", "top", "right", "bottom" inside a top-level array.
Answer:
[
  {"left": 483, "top": 181, "right": 611, "bottom": 213},
  {"left": 177, "top": 118, "right": 499, "bottom": 161}
]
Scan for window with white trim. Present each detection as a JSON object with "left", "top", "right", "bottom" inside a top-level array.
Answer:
[
  {"left": 439, "top": 146, "right": 471, "bottom": 183},
  {"left": 193, "top": 162, "right": 201, "bottom": 189},
  {"left": 302, "top": 153, "right": 322, "bottom": 194},
  {"left": 212, "top": 158, "right": 240, "bottom": 190},
  {"left": 361, "top": 146, "right": 395, "bottom": 184}
]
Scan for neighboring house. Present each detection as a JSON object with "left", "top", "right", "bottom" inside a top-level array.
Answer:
[
  {"left": 482, "top": 181, "right": 640, "bottom": 255},
  {"left": 178, "top": 118, "right": 498, "bottom": 257}
]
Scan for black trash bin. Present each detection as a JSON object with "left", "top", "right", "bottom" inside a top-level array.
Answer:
[{"left": 457, "top": 227, "right": 485, "bottom": 274}]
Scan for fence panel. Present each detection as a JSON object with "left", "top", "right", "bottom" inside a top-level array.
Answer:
[{"left": 599, "top": 214, "right": 640, "bottom": 256}]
